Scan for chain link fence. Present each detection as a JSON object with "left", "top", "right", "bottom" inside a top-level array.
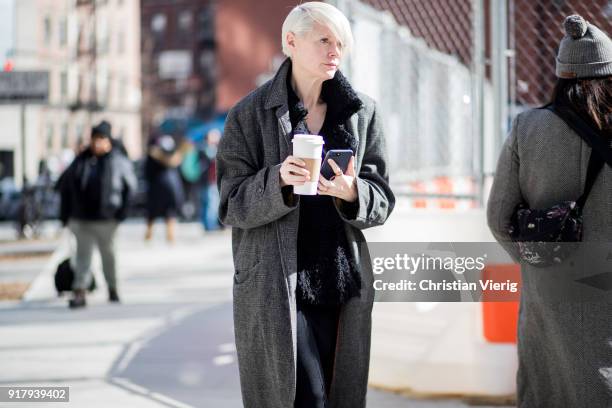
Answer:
[
  {"left": 331, "top": 0, "right": 486, "bottom": 208},
  {"left": 329, "top": 0, "right": 611, "bottom": 208},
  {"left": 510, "top": 0, "right": 612, "bottom": 109}
]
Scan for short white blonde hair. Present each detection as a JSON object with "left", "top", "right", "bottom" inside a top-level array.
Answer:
[{"left": 281, "top": 2, "right": 354, "bottom": 57}]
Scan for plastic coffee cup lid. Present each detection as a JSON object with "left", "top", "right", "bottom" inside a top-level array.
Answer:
[{"left": 292, "top": 134, "right": 324, "bottom": 144}]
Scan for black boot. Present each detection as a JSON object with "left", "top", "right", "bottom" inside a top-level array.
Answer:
[
  {"left": 108, "top": 288, "right": 120, "bottom": 303},
  {"left": 69, "top": 289, "right": 87, "bottom": 309}
]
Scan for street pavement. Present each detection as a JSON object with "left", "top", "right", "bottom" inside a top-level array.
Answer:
[{"left": 0, "top": 220, "right": 509, "bottom": 407}]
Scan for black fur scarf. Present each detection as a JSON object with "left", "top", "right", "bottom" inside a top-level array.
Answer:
[{"left": 286, "top": 59, "right": 363, "bottom": 306}]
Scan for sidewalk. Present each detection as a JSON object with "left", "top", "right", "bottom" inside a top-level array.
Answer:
[
  {"left": 0, "top": 218, "right": 510, "bottom": 407},
  {"left": 0, "top": 221, "right": 63, "bottom": 301}
]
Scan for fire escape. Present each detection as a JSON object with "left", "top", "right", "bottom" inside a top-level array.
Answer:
[{"left": 70, "top": 0, "right": 101, "bottom": 116}]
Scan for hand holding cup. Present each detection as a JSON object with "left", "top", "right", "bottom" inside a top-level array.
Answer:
[{"left": 279, "top": 156, "right": 311, "bottom": 187}]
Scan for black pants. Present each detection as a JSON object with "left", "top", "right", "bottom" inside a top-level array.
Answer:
[{"left": 294, "top": 302, "right": 340, "bottom": 408}]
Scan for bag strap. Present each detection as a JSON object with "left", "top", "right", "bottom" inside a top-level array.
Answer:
[
  {"left": 577, "top": 150, "right": 603, "bottom": 208},
  {"left": 545, "top": 104, "right": 611, "bottom": 206},
  {"left": 546, "top": 104, "right": 612, "bottom": 166}
]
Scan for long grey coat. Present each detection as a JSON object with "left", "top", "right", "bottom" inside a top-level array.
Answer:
[
  {"left": 216, "top": 59, "right": 395, "bottom": 408},
  {"left": 487, "top": 108, "right": 612, "bottom": 407}
]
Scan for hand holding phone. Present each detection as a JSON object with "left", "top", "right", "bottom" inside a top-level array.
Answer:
[
  {"left": 318, "top": 150, "right": 358, "bottom": 202},
  {"left": 320, "top": 149, "right": 353, "bottom": 179}
]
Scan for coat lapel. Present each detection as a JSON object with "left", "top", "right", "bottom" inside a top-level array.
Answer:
[
  {"left": 276, "top": 108, "right": 292, "bottom": 161},
  {"left": 345, "top": 113, "right": 361, "bottom": 168},
  {"left": 265, "top": 58, "right": 293, "bottom": 161},
  {"left": 263, "top": 61, "right": 299, "bottom": 323}
]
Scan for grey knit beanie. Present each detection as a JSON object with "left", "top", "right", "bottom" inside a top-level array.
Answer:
[{"left": 556, "top": 15, "right": 612, "bottom": 79}]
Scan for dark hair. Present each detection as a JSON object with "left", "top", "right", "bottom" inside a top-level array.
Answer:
[{"left": 551, "top": 77, "right": 612, "bottom": 136}]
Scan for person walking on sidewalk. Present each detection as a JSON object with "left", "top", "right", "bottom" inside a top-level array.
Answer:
[
  {"left": 143, "top": 134, "right": 189, "bottom": 243},
  {"left": 58, "top": 121, "right": 137, "bottom": 308},
  {"left": 198, "top": 129, "right": 223, "bottom": 231},
  {"left": 487, "top": 15, "right": 612, "bottom": 408},
  {"left": 216, "top": 3, "right": 395, "bottom": 407}
]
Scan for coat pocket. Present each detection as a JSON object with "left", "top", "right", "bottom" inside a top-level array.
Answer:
[{"left": 234, "top": 258, "right": 261, "bottom": 285}]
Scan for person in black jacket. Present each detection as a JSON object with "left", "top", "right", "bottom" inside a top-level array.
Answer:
[
  {"left": 143, "top": 134, "right": 189, "bottom": 243},
  {"left": 57, "top": 121, "right": 137, "bottom": 308}
]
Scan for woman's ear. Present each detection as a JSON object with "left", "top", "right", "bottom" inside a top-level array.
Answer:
[{"left": 286, "top": 31, "right": 296, "bottom": 51}]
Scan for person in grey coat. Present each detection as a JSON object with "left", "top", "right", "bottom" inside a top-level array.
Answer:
[
  {"left": 487, "top": 15, "right": 612, "bottom": 408},
  {"left": 216, "top": 3, "right": 394, "bottom": 407}
]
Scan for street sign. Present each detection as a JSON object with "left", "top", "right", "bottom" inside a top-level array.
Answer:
[{"left": 0, "top": 71, "right": 49, "bottom": 103}]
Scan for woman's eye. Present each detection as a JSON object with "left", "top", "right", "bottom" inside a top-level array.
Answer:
[{"left": 320, "top": 38, "right": 328, "bottom": 44}]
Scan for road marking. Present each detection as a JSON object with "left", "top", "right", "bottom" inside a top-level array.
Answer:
[
  {"left": 218, "top": 343, "right": 235, "bottom": 353},
  {"left": 114, "top": 340, "right": 144, "bottom": 373},
  {"left": 212, "top": 354, "right": 235, "bottom": 366},
  {"left": 111, "top": 377, "right": 149, "bottom": 394},
  {"left": 150, "top": 391, "right": 195, "bottom": 408},
  {"left": 111, "top": 377, "right": 195, "bottom": 408}
]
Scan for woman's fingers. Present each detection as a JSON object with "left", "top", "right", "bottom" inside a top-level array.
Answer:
[
  {"left": 285, "top": 156, "right": 306, "bottom": 167},
  {"left": 317, "top": 176, "right": 335, "bottom": 194},
  {"left": 327, "top": 158, "right": 344, "bottom": 176},
  {"left": 319, "top": 176, "right": 332, "bottom": 187},
  {"left": 280, "top": 156, "right": 312, "bottom": 186},
  {"left": 346, "top": 156, "right": 356, "bottom": 177},
  {"left": 285, "top": 164, "right": 310, "bottom": 178}
]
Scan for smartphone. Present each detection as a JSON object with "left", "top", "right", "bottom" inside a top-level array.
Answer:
[{"left": 320, "top": 149, "right": 353, "bottom": 179}]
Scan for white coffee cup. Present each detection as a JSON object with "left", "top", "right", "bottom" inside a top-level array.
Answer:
[{"left": 292, "top": 134, "right": 324, "bottom": 195}]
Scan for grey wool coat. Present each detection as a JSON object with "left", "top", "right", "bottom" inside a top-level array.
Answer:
[
  {"left": 216, "top": 58, "right": 395, "bottom": 408},
  {"left": 487, "top": 108, "right": 612, "bottom": 408}
]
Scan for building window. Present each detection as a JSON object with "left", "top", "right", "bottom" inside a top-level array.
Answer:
[
  {"left": 59, "top": 17, "right": 67, "bottom": 47},
  {"left": 44, "top": 16, "right": 52, "bottom": 46},
  {"left": 97, "top": 18, "right": 110, "bottom": 54},
  {"left": 75, "top": 123, "right": 84, "bottom": 143},
  {"left": 199, "top": 50, "right": 214, "bottom": 69},
  {"left": 198, "top": 8, "right": 214, "bottom": 46},
  {"left": 117, "top": 30, "right": 125, "bottom": 54},
  {"left": 0, "top": 151, "right": 15, "bottom": 179},
  {"left": 118, "top": 76, "right": 127, "bottom": 106},
  {"left": 88, "top": 28, "right": 95, "bottom": 51},
  {"left": 178, "top": 10, "right": 192, "bottom": 31},
  {"left": 46, "top": 124, "right": 54, "bottom": 151},
  {"left": 60, "top": 71, "right": 68, "bottom": 101},
  {"left": 61, "top": 123, "right": 69, "bottom": 148},
  {"left": 151, "top": 13, "right": 167, "bottom": 33}
]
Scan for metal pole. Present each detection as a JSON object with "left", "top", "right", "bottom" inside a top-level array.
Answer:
[
  {"left": 472, "top": 0, "right": 485, "bottom": 207},
  {"left": 491, "top": 0, "right": 509, "bottom": 162},
  {"left": 20, "top": 103, "right": 26, "bottom": 186},
  {"left": 92, "top": 0, "right": 97, "bottom": 124},
  {"left": 508, "top": 0, "right": 516, "bottom": 119}
]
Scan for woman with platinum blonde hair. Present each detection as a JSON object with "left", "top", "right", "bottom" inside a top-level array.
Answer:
[{"left": 216, "top": 2, "right": 394, "bottom": 408}]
